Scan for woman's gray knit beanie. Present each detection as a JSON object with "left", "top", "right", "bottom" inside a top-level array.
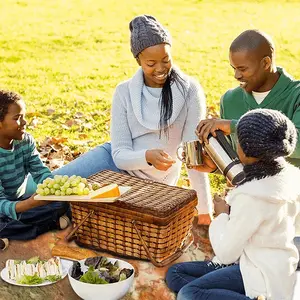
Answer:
[{"left": 129, "top": 15, "right": 171, "bottom": 58}]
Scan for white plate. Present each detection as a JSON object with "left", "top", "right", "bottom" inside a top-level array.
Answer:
[
  {"left": 34, "top": 186, "right": 131, "bottom": 202},
  {"left": 0, "top": 259, "right": 73, "bottom": 287}
]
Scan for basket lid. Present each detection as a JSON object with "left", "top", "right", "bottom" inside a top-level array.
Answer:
[{"left": 88, "top": 170, "right": 197, "bottom": 218}]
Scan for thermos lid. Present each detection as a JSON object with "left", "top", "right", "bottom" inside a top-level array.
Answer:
[{"left": 231, "top": 172, "right": 245, "bottom": 185}]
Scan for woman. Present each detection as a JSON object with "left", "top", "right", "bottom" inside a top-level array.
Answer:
[
  {"left": 45, "top": 15, "right": 212, "bottom": 223},
  {"left": 166, "top": 109, "right": 300, "bottom": 300}
]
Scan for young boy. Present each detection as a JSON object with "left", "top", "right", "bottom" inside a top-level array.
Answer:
[{"left": 0, "top": 90, "right": 70, "bottom": 240}]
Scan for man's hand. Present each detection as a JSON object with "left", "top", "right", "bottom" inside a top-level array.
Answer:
[
  {"left": 146, "top": 149, "right": 176, "bottom": 171},
  {"left": 196, "top": 118, "right": 232, "bottom": 144},
  {"left": 190, "top": 150, "right": 218, "bottom": 173},
  {"left": 213, "top": 194, "right": 230, "bottom": 216}
]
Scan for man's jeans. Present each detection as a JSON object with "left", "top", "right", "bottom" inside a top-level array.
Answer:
[
  {"left": 166, "top": 261, "right": 253, "bottom": 300},
  {"left": 0, "top": 201, "right": 69, "bottom": 240}
]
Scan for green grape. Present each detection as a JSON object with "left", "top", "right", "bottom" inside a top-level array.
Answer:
[
  {"left": 47, "top": 182, "right": 54, "bottom": 188},
  {"left": 64, "top": 181, "right": 70, "bottom": 188},
  {"left": 62, "top": 175, "right": 69, "bottom": 182},
  {"left": 36, "top": 188, "right": 44, "bottom": 195},
  {"left": 61, "top": 185, "right": 67, "bottom": 192},
  {"left": 44, "top": 188, "right": 50, "bottom": 195},
  {"left": 43, "top": 178, "right": 52, "bottom": 185},
  {"left": 42, "top": 183, "right": 48, "bottom": 188},
  {"left": 37, "top": 183, "right": 43, "bottom": 189},
  {"left": 72, "top": 187, "right": 78, "bottom": 194},
  {"left": 66, "top": 188, "right": 73, "bottom": 195},
  {"left": 78, "top": 182, "right": 85, "bottom": 190},
  {"left": 54, "top": 175, "right": 62, "bottom": 183},
  {"left": 77, "top": 189, "right": 84, "bottom": 195},
  {"left": 75, "top": 178, "right": 81, "bottom": 184},
  {"left": 92, "top": 183, "right": 101, "bottom": 190},
  {"left": 71, "top": 180, "right": 78, "bottom": 187},
  {"left": 76, "top": 176, "right": 82, "bottom": 180},
  {"left": 69, "top": 175, "right": 77, "bottom": 181},
  {"left": 50, "top": 188, "right": 55, "bottom": 194},
  {"left": 60, "top": 191, "right": 66, "bottom": 196},
  {"left": 83, "top": 188, "right": 90, "bottom": 195},
  {"left": 55, "top": 190, "right": 61, "bottom": 196},
  {"left": 53, "top": 183, "right": 60, "bottom": 190},
  {"left": 80, "top": 178, "right": 88, "bottom": 185}
]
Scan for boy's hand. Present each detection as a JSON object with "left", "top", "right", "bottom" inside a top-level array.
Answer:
[
  {"left": 196, "top": 118, "right": 232, "bottom": 144},
  {"left": 146, "top": 149, "right": 176, "bottom": 171},
  {"left": 15, "top": 194, "right": 51, "bottom": 213}
]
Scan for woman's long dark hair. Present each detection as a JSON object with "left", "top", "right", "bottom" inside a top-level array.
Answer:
[{"left": 159, "top": 68, "right": 187, "bottom": 137}]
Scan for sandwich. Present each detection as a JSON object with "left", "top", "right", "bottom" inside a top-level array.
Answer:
[{"left": 5, "top": 256, "right": 63, "bottom": 284}]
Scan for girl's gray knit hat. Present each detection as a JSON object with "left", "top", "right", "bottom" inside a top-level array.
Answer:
[
  {"left": 129, "top": 15, "right": 171, "bottom": 58},
  {"left": 237, "top": 108, "right": 297, "bottom": 160}
]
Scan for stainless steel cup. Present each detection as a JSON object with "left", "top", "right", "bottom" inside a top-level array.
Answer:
[{"left": 177, "top": 140, "right": 203, "bottom": 167}]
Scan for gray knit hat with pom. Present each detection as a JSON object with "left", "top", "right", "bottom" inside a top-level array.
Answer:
[
  {"left": 129, "top": 15, "right": 171, "bottom": 58},
  {"left": 237, "top": 109, "right": 297, "bottom": 160}
]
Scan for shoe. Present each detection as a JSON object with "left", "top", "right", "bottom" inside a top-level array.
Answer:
[
  {"left": 0, "top": 238, "right": 9, "bottom": 250},
  {"left": 59, "top": 215, "right": 71, "bottom": 230}
]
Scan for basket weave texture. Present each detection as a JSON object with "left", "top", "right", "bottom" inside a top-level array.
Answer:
[{"left": 70, "top": 170, "right": 197, "bottom": 263}]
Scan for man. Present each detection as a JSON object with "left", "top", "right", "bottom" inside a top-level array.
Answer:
[
  {"left": 196, "top": 29, "right": 300, "bottom": 267},
  {"left": 197, "top": 29, "right": 300, "bottom": 167}
]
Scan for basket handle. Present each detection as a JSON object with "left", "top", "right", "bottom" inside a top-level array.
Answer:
[
  {"left": 132, "top": 220, "right": 194, "bottom": 267},
  {"left": 65, "top": 210, "right": 94, "bottom": 242}
]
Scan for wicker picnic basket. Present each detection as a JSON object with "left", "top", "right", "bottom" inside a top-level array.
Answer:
[{"left": 67, "top": 170, "right": 197, "bottom": 267}]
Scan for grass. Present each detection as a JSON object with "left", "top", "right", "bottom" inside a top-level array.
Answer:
[{"left": 1, "top": 0, "right": 300, "bottom": 192}]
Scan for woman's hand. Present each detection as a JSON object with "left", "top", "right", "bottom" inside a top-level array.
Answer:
[
  {"left": 213, "top": 194, "right": 230, "bottom": 216},
  {"left": 146, "top": 149, "right": 176, "bottom": 171}
]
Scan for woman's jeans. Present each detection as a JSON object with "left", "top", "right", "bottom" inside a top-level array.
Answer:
[{"left": 166, "top": 261, "right": 253, "bottom": 300}]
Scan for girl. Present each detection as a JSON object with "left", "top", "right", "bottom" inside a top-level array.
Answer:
[{"left": 166, "top": 108, "right": 300, "bottom": 300}]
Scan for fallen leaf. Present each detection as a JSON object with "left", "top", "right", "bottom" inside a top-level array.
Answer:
[
  {"left": 28, "top": 117, "right": 39, "bottom": 128},
  {"left": 47, "top": 108, "right": 55, "bottom": 115},
  {"left": 74, "top": 112, "right": 84, "bottom": 118},
  {"left": 51, "top": 137, "right": 69, "bottom": 144},
  {"left": 79, "top": 134, "right": 88, "bottom": 139},
  {"left": 65, "top": 119, "right": 76, "bottom": 127},
  {"left": 74, "top": 119, "right": 82, "bottom": 125},
  {"left": 48, "top": 158, "right": 65, "bottom": 170},
  {"left": 72, "top": 140, "right": 88, "bottom": 146},
  {"left": 82, "top": 122, "right": 92, "bottom": 130}
]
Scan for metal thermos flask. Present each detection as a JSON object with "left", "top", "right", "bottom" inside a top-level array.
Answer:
[{"left": 204, "top": 131, "right": 245, "bottom": 185}]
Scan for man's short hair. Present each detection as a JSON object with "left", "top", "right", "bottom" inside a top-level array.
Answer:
[{"left": 230, "top": 29, "right": 275, "bottom": 59}]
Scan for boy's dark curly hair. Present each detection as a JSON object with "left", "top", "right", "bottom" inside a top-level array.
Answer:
[{"left": 0, "top": 90, "right": 22, "bottom": 121}]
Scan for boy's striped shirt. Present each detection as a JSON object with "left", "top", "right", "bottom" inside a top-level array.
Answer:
[{"left": 0, "top": 133, "right": 52, "bottom": 219}]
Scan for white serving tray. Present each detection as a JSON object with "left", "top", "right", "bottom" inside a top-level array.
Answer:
[{"left": 33, "top": 186, "right": 131, "bottom": 202}]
